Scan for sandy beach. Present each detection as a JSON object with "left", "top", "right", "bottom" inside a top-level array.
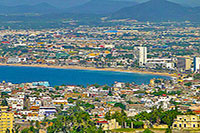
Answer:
[{"left": 0, "top": 63, "right": 176, "bottom": 77}]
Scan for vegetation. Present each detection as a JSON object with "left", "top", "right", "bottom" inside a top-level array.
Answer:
[
  {"left": 1, "top": 98, "right": 8, "bottom": 106},
  {"left": 47, "top": 106, "right": 102, "bottom": 132},
  {"left": 184, "top": 82, "right": 192, "bottom": 87},
  {"left": 105, "top": 110, "right": 144, "bottom": 128},
  {"left": 114, "top": 103, "right": 126, "bottom": 110},
  {"left": 143, "top": 128, "right": 154, "bottom": 133},
  {"left": 165, "top": 128, "right": 172, "bottom": 133},
  {"left": 112, "top": 128, "right": 136, "bottom": 132},
  {"left": 194, "top": 74, "right": 200, "bottom": 80},
  {"left": 134, "top": 107, "right": 182, "bottom": 127}
]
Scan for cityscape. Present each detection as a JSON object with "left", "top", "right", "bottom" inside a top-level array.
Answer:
[{"left": 0, "top": 0, "right": 200, "bottom": 133}]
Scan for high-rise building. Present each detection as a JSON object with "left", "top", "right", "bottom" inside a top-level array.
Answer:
[
  {"left": 177, "top": 57, "right": 192, "bottom": 71},
  {"left": 134, "top": 47, "right": 147, "bottom": 66},
  {"left": 194, "top": 57, "right": 200, "bottom": 72},
  {"left": 0, "top": 106, "right": 14, "bottom": 133}
]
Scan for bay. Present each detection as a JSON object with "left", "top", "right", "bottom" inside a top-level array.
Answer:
[{"left": 0, "top": 66, "right": 171, "bottom": 86}]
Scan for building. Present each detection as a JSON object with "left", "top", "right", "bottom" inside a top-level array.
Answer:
[
  {"left": 194, "top": 57, "right": 200, "bottom": 72},
  {"left": 32, "top": 81, "right": 50, "bottom": 87},
  {"left": 146, "top": 58, "right": 175, "bottom": 70},
  {"left": 177, "top": 57, "right": 192, "bottom": 71},
  {"left": 172, "top": 115, "right": 200, "bottom": 129},
  {"left": 96, "top": 119, "right": 121, "bottom": 130},
  {"left": 7, "top": 57, "right": 20, "bottom": 64},
  {"left": 39, "top": 106, "right": 57, "bottom": 117},
  {"left": 0, "top": 106, "right": 14, "bottom": 133},
  {"left": 7, "top": 56, "right": 26, "bottom": 64},
  {"left": 134, "top": 47, "right": 147, "bottom": 66},
  {"left": 52, "top": 100, "right": 68, "bottom": 106}
]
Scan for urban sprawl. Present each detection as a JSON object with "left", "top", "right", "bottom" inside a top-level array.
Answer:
[{"left": 0, "top": 21, "right": 200, "bottom": 133}]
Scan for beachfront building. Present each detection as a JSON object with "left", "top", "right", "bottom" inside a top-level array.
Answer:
[
  {"left": 134, "top": 46, "right": 147, "bottom": 66},
  {"left": 177, "top": 57, "right": 192, "bottom": 72},
  {"left": 146, "top": 58, "right": 175, "bottom": 70},
  {"left": 194, "top": 57, "right": 200, "bottom": 72}
]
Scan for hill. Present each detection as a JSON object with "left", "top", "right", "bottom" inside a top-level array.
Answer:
[
  {"left": 66, "top": 0, "right": 138, "bottom": 14},
  {"left": 0, "top": 3, "right": 59, "bottom": 14},
  {"left": 133, "top": 0, "right": 200, "bottom": 7},
  {"left": 111, "top": 0, "right": 200, "bottom": 21},
  {"left": 171, "top": 0, "right": 200, "bottom": 7},
  {"left": 0, "top": 0, "right": 89, "bottom": 9}
]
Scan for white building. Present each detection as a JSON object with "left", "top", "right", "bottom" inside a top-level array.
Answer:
[
  {"left": 6, "top": 97, "right": 24, "bottom": 110},
  {"left": 134, "top": 47, "right": 147, "bottom": 66},
  {"left": 146, "top": 58, "right": 175, "bottom": 70},
  {"left": 39, "top": 106, "right": 57, "bottom": 117},
  {"left": 7, "top": 57, "right": 26, "bottom": 63},
  {"left": 194, "top": 57, "right": 200, "bottom": 72}
]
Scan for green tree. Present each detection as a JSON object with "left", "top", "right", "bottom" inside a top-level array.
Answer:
[
  {"left": 114, "top": 103, "right": 126, "bottom": 110},
  {"left": 194, "top": 74, "right": 200, "bottom": 80},
  {"left": 102, "top": 85, "right": 109, "bottom": 90},
  {"left": 60, "top": 104, "right": 64, "bottom": 110},
  {"left": 133, "top": 121, "right": 144, "bottom": 128},
  {"left": 105, "top": 111, "right": 112, "bottom": 120},
  {"left": 184, "top": 82, "right": 192, "bottom": 87},
  {"left": 68, "top": 97, "right": 75, "bottom": 103},
  {"left": 120, "top": 94, "right": 127, "bottom": 98},
  {"left": 1, "top": 92, "right": 8, "bottom": 98},
  {"left": 165, "top": 128, "right": 172, "bottom": 133},
  {"left": 93, "top": 83, "right": 100, "bottom": 88},
  {"left": 35, "top": 120, "right": 40, "bottom": 129},
  {"left": 1, "top": 98, "right": 8, "bottom": 106},
  {"left": 47, "top": 105, "right": 99, "bottom": 132},
  {"left": 12, "top": 125, "right": 21, "bottom": 133},
  {"left": 21, "top": 128, "right": 29, "bottom": 133},
  {"left": 6, "top": 129, "right": 10, "bottom": 133},
  {"left": 30, "top": 120, "right": 34, "bottom": 126},
  {"left": 185, "top": 109, "right": 195, "bottom": 115},
  {"left": 154, "top": 80, "right": 161, "bottom": 84},
  {"left": 108, "top": 90, "right": 113, "bottom": 96}
]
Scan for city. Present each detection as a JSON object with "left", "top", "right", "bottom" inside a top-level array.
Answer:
[{"left": 0, "top": 0, "right": 200, "bottom": 133}]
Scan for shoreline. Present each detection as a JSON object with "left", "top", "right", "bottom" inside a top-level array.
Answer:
[{"left": 0, "top": 63, "right": 175, "bottom": 77}]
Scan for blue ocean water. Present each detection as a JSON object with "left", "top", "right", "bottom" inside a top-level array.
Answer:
[{"left": 0, "top": 66, "right": 171, "bottom": 86}]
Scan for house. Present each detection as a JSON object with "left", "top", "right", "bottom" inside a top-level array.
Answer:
[
  {"left": 39, "top": 106, "right": 57, "bottom": 117},
  {"left": 6, "top": 97, "right": 24, "bottom": 110},
  {"left": 96, "top": 119, "right": 121, "bottom": 130},
  {"left": 110, "top": 107, "right": 122, "bottom": 114},
  {"left": 26, "top": 112, "right": 44, "bottom": 121},
  {"left": 52, "top": 100, "right": 68, "bottom": 106}
]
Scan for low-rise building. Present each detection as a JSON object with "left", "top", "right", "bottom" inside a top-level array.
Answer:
[
  {"left": 172, "top": 115, "right": 200, "bottom": 129},
  {"left": 97, "top": 119, "right": 121, "bottom": 130}
]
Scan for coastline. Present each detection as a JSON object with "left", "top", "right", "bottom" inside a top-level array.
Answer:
[{"left": 0, "top": 63, "right": 175, "bottom": 77}]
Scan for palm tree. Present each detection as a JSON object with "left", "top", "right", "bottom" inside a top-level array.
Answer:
[
  {"left": 12, "top": 125, "right": 21, "bottom": 133},
  {"left": 6, "top": 129, "right": 10, "bottom": 133}
]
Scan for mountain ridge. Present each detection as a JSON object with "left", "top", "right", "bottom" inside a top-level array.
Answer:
[
  {"left": 111, "top": 0, "right": 200, "bottom": 21},
  {"left": 0, "top": 2, "right": 60, "bottom": 14},
  {"left": 66, "top": 0, "right": 138, "bottom": 14}
]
